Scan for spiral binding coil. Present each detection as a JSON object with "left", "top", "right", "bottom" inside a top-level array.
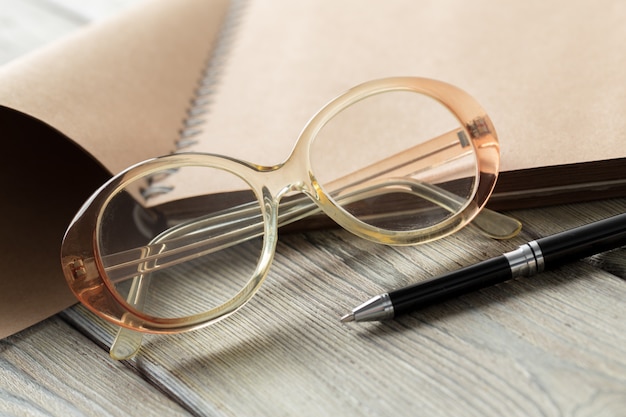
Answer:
[{"left": 141, "top": 0, "right": 248, "bottom": 201}]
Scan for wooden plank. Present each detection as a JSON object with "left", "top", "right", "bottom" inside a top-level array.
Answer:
[
  {"left": 0, "top": 0, "right": 78, "bottom": 63},
  {"left": 0, "top": 2, "right": 188, "bottom": 416},
  {"left": 0, "top": 0, "right": 137, "bottom": 64},
  {"left": 64, "top": 199, "right": 626, "bottom": 416},
  {"left": 3, "top": 1, "right": 625, "bottom": 415},
  {"left": 0, "top": 316, "right": 189, "bottom": 416}
]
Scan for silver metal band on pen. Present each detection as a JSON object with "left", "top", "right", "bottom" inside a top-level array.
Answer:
[{"left": 503, "top": 240, "right": 545, "bottom": 278}]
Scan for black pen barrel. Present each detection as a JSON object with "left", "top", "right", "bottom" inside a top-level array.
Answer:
[
  {"left": 389, "top": 255, "right": 512, "bottom": 316},
  {"left": 347, "top": 213, "right": 626, "bottom": 322},
  {"left": 538, "top": 213, "right": 626, "bottom": 268}
]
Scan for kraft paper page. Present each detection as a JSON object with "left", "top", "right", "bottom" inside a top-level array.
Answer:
[
  {"left": 0, "top": 0, "right": 230, "bottom": 338},
  {"left": 1, "top": 0, "right": 625, "bottom": 338},
  {"left": 157, "top": 0, "right": 626, "bottom": 208}
]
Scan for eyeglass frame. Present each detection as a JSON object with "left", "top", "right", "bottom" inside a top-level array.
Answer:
[{"left": 61, "top": 76, "right": 504, "bottom": 342}]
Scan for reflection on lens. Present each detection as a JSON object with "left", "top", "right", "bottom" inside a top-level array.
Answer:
[
  {"left": 310, "top": 90, "right": 478, "bottom": 232},
  {"left": 96, "top": 165, "right": 264, "bottom": 320}
]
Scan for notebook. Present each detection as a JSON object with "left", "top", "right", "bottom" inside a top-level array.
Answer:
[{"left": 1, "top": 0, "right": 624, "bottom": 338}]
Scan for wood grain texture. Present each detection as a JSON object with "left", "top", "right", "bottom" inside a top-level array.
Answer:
[
  {"left": 0, "top": 0, "right": 136, "bottom": 63},
  {"left": 0, "top": 2, "right": 188, "bottom": 416},
  {"left": 64, "top": 199, "right": 626, "bottom": 417},
  {"left": 2, "top": 1, "right": 625, "bottom": 416},
  {"left": 0, "top": 317, "right": 190, "bottom": 416}
]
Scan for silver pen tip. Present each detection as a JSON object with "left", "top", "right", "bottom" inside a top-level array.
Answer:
[{"left": 340, "top": 313, "right": 355, "bottom": 323}]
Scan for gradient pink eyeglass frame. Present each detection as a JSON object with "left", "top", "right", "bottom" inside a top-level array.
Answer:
[{"left": 60, "top": 77, "right": 521, "bottom": 359}]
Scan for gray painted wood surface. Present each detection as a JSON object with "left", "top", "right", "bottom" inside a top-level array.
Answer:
[{"left": 1, "top": 2, "right": 625, "bottom": 416}]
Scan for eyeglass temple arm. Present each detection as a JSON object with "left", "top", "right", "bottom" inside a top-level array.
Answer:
[
  {"left": 110, "top": 252, "right": 155, "bottom": 360},
  {"left": 320, "top": 127, "right": 519, "bottom": 239},
  {"left": 110, "top": 127, "right": 520, "bottom": 359},
  {"left": 105, "top": 127, "right": 519, "bottom": 289},
  {"left": 109, "top": 179, "right": 519, "bottom": 359},
  {"left": 104, "top": 174, "right": 519, "bottom": 289}
]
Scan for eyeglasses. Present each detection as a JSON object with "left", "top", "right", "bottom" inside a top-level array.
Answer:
[{"left": 60, "top": 77, "right": 521, "bottom": 359}]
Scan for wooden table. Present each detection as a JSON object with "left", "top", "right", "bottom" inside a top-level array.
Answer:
[{"left": 2, "top": 2, "right": 625, "bottom": 416}]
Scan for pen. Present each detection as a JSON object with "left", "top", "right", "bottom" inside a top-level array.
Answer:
[{"left": 341, "top": 213, "right": 626, "bottom": 323}]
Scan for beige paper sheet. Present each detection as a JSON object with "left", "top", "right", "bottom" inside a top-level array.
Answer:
[
  {"left": 0, "top": 0, "right": 229, "bottom": 173},
  {"left": 163, "top": 0, "right": 626, "bottom": 205},
  {"left": 1, "top": 0, "right": 625, "bottom": 338},
  {"left": 0, "top": 0, "right": 229, "bottom": 338}
]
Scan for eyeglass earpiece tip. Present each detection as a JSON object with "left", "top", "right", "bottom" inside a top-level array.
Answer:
[{"left": 110, "top": 327, "right": 143, "bottom": 360}]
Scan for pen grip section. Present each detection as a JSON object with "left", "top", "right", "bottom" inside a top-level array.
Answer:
[
  {"left": 539, "top": 213, "right": 626, "bottom": 268},
  {"left": 390, "top": 255, "right": 511, "bottom": 315}
]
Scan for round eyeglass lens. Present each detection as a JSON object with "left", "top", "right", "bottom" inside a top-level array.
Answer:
[
  {"left": 96, "top": 164, "right": 265, "bottom": 320},
  {"left": 310, "top": 90, "right": 478, "bottom": 232}
]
